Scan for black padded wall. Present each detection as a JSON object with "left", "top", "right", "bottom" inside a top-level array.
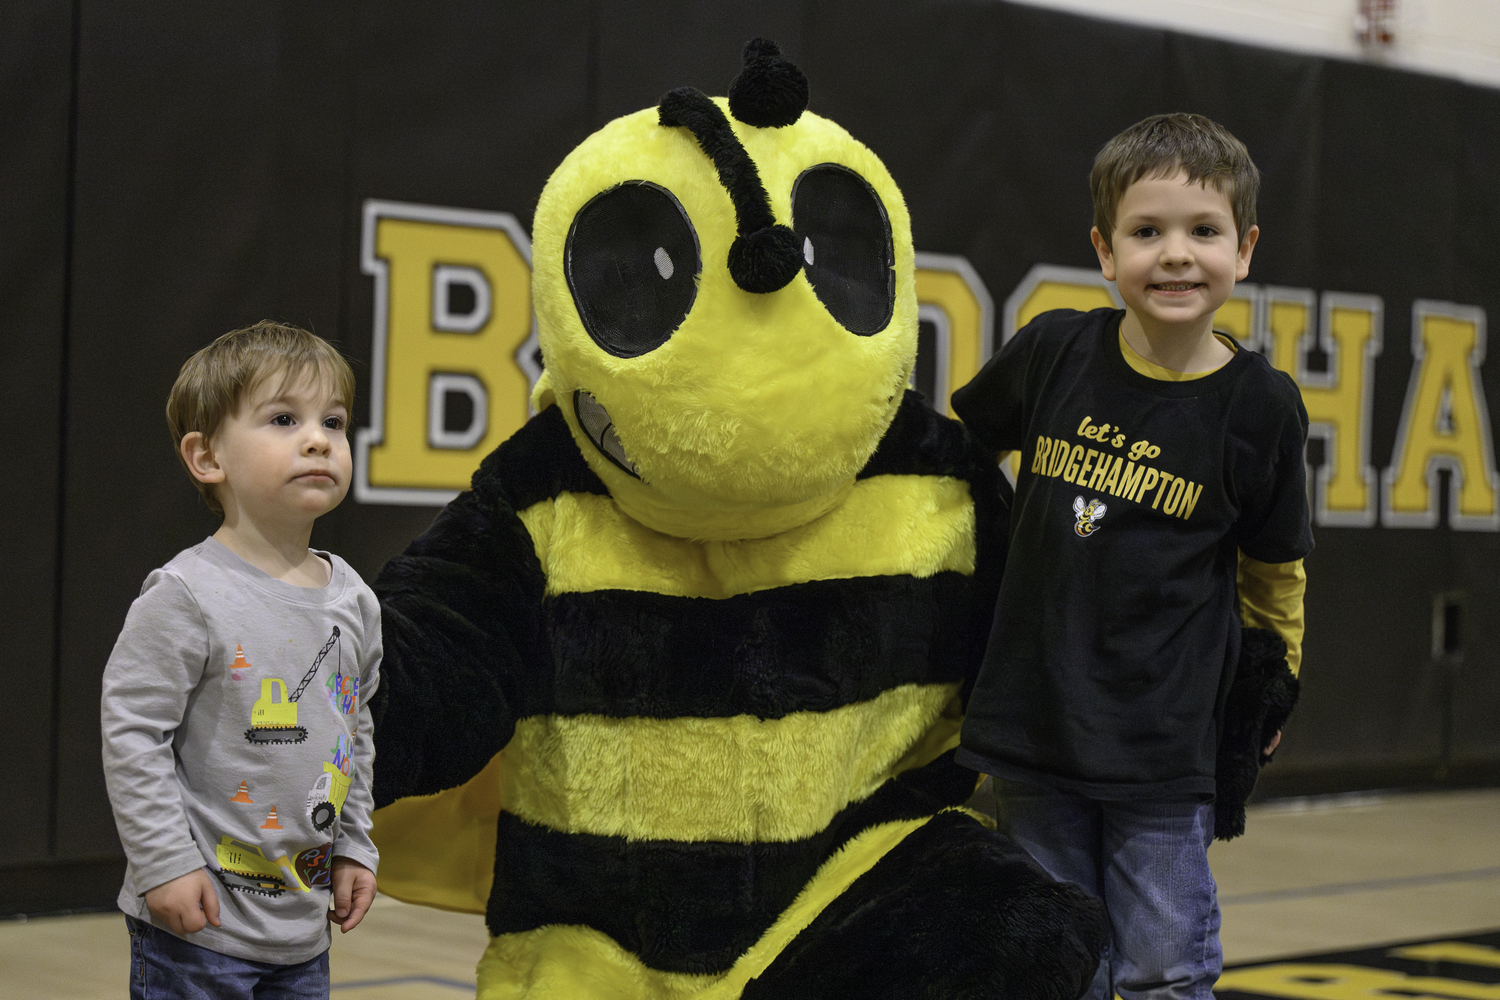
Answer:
[
  {"left": 0, "top": 0, "right": 74, "bottom": 882},
  {"left": 4, "top": 0, "right": 1498, "bottom": 913}
]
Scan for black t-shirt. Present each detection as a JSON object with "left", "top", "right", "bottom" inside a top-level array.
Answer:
[{"left": 952, "top": 308, "right": 1313, "bottom": 798}]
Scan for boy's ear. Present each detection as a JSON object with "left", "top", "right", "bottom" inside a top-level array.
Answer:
[
  {"left": 1236, "top": 224, "right": 1260, "bottom": 281},
  {"left": 1090, "top": 227, "right": 1116, "bottom": 282},
  {"left": 181, "top": 431, "right": 225, "bottom": 485}
]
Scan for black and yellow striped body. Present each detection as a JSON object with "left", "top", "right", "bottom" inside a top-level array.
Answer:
[{"left": 371, "top": 394, "right": 1085, "bottom": 996}]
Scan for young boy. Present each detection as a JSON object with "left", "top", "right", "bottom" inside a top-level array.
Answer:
[
  {"left": 952, "top": 114, "right": 1312, "bottom": 1000},
  {"left": 101, "top": 321, "right": 380, "bottom": 997}
]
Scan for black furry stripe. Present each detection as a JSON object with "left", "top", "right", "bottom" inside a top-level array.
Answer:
[
  {"left": 481, "top": 403, "right": 609, "bottom": 512},
  {"left": 519, "top": 571, "right": 976, "bottom": 720},
  {"left": 487, "top": 750, "right": 980, "bottom": 974},
  {"left": 858, "top": 390, "right": 986, "bottom": 480},
  {"left": 742, "top": 810, "right": 1108, "bottom": 1000}
]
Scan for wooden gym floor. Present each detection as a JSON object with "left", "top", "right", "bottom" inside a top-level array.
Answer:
[{"left": 3, "top": 788, "right": 1497, "bottom": 999}]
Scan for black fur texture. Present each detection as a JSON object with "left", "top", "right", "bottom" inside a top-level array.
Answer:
[
  {"left": 1214, "top": 626, "right": 1300, "bottom": 840},
  {"left": 541, "top": 571, "right": 974, "bottom": 720},
  {"left": 488, "top": 751, "right": 983, "bottom": 974},
  {"left": 859, "top": 391, "right": 990, "bottom": 480},
  {"left": 727, "top": 223, "right": 804, "bottom": 293},
  {"left": 728, "top": 38, "right": 809, "bottom": 128},
  {"left": 741, "top": 810, "right": 1108, "bottom": 1000},
  {"left": 658, "top": 86, "right": 803, "bottom": 294},
  {"left": 659, "top": 87, "right": 774, "bottom": 236},
  {"left": 490, "top": 403, "right": 609, "bottom": 507}
]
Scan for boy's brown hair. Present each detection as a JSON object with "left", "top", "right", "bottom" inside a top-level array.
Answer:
[
  {"left": 166, "top": 321, "right": 356, "bottom": 515},
  {"left": 1090, "top": 112, "right": 1260, "bottom": 248}
]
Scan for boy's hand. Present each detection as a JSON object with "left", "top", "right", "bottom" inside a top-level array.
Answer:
[
  {"left": 329, "top": 857, "right": 376, "bottom": 933},
  {"left": 144, "top": 869, "right": 221, "bottom": 935}
]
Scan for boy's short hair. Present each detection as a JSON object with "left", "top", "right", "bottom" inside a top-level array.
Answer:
[
  {"left": 166, "top": 321, "right": 356, "bottom": 514},
  {"left": 1090, "top": 112, "right": 1260, "bottom": 248}
]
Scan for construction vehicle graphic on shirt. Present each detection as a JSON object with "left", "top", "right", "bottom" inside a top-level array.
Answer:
[
  {"left": 244, "top": 627, "right": 340, "bottom": 745},
  {"left": 214, "top": 836, "right": 313, "bottom": 896},
  {"left": 306, "top": 761, "right": 352, "bottom": 832}
]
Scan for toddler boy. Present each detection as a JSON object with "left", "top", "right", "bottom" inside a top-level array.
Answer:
[
  {"left": 102, "top": 321, "right": 380, "bottom": 998},
  {"left": 952, "top": 114, "right": 1312, "bottom": 1000}
]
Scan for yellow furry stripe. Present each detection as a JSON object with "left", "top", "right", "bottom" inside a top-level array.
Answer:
[
  {"left": 501, "top": 682, "right": 963, "bottom": 843},
  {"left": 518, "top": 474, "right": 975, "bottom": 599},
  {"left": 474, "top": 815, "right": 934, "bottom": 1000}
]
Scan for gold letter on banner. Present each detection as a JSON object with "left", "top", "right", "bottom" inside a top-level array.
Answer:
[
  {"left": 1383, "top": 301, "right": 1500, "bottom": 529},
  {"left": 1002, "top": 264, "right": 1121, "bottom": 348},
  {"left": 1212, "top": 284, "right": 1261, "bottom": 349},
  {"left": 355, "top": 200, "right": 539, "bottom": 506},
  {"left": 1261, "top": 288, "right": 1383, "bottom": 527},
  {"left": 913, "top": 253, "right": 993, "bottom": 415}
]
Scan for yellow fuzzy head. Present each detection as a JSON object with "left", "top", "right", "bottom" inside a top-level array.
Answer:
[{"left": 531, "top": 41, "right": 916, "bottom": 540}]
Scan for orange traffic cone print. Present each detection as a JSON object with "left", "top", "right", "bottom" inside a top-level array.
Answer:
[
  {"left": 230, "top": 645, "right": 252, "bottom": 681},
  {"left": 261, "top": 805, "right": 283, "bottom": 830},
  {"left": 230, "top": 781, "right": 253, "bottom": 804}
]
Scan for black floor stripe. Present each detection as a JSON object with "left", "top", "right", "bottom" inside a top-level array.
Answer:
[{"left": 1220, "top": 928, "right": 1500, "bottom": 999}]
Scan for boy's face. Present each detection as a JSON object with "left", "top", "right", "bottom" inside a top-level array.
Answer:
[
  {"left": 203, "top": 370, "right": 352, "bottom": 529},
  {"left": 1092, "top": 168, "right": 1258, "bottom": 340}
]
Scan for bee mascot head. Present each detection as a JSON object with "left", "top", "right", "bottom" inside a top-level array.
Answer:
[{"left": 530, "top": 38, "right": 916, "bottom": 539}]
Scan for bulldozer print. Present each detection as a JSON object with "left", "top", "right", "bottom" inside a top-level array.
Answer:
[
  {"left": 244, "top": 626, "right": 341, "bottom": 745},
  {"left": 214, "top": 836, "right": 313, "bottom": 896}
]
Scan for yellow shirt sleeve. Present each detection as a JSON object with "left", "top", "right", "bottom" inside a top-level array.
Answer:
[{"left": 1237, "top": 552, "right": 1306, "bottom": 676}]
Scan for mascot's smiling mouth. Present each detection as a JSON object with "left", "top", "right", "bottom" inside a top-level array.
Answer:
[{"left": 574, "top": 389, "right": 642, "bottom": 479}]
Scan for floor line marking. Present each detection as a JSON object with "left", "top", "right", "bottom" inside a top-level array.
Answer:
[
  {"left": 1221, "top": 866, "right": 1500, "bottom": 906},
  {"left": 332, "top": 975, "right": 475, "bottom": 993}
]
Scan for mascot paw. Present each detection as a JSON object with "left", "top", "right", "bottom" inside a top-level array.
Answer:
[{"left": 743, "top": 811, "right": 1106, "bottom": 1000}]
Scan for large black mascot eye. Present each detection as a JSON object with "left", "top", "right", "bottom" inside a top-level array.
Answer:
[
  {"left": 566, "top": 181, "right": 701, "bottom": 358},
  {"left": 791, "top": 164, "right": 895, "bottom": 335}
]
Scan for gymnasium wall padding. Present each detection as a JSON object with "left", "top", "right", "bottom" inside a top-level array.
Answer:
[{"left": 3, "top": 0, "right": 1497, "bottom": 914}]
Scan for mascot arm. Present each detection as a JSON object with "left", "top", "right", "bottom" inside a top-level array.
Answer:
[{"left": 371, "top": 465, "right": 546, "bottom": 809}]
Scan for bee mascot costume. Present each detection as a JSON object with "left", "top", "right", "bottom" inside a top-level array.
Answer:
[{"left": 369, "top": 40, "right": 1105, "bottom": 1000}]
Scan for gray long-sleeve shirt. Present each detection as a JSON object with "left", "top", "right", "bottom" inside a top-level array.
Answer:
[{"left": 101, "top": 537, "right": 381, "bottom": 965}]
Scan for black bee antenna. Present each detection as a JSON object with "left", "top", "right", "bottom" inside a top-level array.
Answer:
[
  {"left": 658, "top": 87, "right": 803, "bottom": 294},
  {"left": 728, "top": 38, "right": 809, "bottom": 128}
]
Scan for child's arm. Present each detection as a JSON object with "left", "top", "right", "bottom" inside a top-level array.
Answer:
[
  {"left": 100, "top": 571, "right": 220, "bottom": 929},
  {"left": 1237, "top": 553, "right": 1305, "bottom": 675},
  {"left": 328, "top": 857, "right": 376, "bottom": 933},
  {"left": 951, "top": 311, "right": 1060, "bottom": 459},
  {"left": 1234, "top": 372, "right": 1314, "bottom": 758},
  {"left": 143, "top": 869, "right": 221, "bottom": 935},
  {"left": 330, "top": 601, "right": 381, "bottom": 926},
  {"left": 1238, "top": 553, "right": 1305, "bottom": 754}
]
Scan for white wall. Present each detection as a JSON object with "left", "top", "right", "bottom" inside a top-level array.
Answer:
[{"left": 1011, "top": 0, "right": 1500, "bottom": 89}]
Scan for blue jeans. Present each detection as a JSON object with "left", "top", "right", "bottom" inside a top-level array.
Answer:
[
  {"left": 995, "top": 782, "right": 1222, "bottom": 1000},
  {"left": 126, "top": 916, "right": 330, "bottom": 999}
]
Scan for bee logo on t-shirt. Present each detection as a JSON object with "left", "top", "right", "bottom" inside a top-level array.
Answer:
[{"left": 1073, "top": 496, "right": 1107, "bottom": 536}]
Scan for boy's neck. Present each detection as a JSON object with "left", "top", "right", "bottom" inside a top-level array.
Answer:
[
  {"left": 213, "top": 516, "right": 330, "bottom": 588},
  {"left": 1119, "top": 309, "right": 1233, "bottom": 375}
]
